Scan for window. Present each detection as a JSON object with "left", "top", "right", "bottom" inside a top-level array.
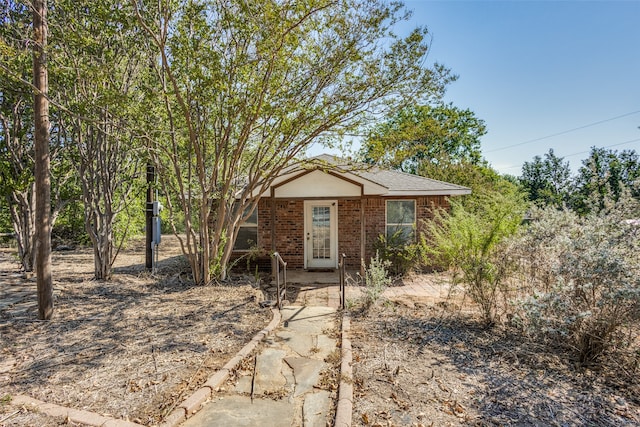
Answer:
[
  {"left": 386, "top": 200, "right": 415, "bottom": 242},
  {"left": 233, "top": 207, "right": 258, "bottom": 251}
]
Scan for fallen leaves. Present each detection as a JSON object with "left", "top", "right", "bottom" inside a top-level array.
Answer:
[
  {"left": 442, "top": 399, "right": 466, "bottom": 418},
  {"left": 0, "top": 241, "right": 272, "bottom": 426}
]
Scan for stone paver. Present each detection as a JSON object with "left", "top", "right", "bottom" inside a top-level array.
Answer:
[
  {"left": 181, "top": 306, "right": 338, "bottom": 427},
  {"left": 303, "top": 390, "right": 331, "bottom": 427},
  {"left": 253, "top": 348, "right": 288, "bottom": 395},
  {"left": 181, "top": 395, "right": 295, "bottom": 427},
  {"left": 284, "top": 357, "right": 325, "bottom": 397}
]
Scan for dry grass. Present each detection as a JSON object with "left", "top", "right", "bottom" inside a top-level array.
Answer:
[
  {"left": 0, "top": 236, "right": 271, "bottom": 426},
  {"left": 350, "top": 294, "right": 640, "bottom": 427}
]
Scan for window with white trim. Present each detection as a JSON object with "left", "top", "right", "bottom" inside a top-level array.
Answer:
[
  {"left": 386, "top": 200, "right": 416, "bottom": 242},
  {"left": 233, "top": 207, "right": 258, "bottom": 251}
]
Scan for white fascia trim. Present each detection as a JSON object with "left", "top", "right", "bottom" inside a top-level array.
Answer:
[
  {"left": 255, "top": 169, "right": 389, "bottom": 198},
  {"left": 385, "top": 189, "right": 472, "bottom": 196}
]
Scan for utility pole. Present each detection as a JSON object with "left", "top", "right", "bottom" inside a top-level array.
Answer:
[
  {"left": 33, "top": 0, "right": 53, "bottom": 320},
  {"left": 145, "top": 163, "right": 154, "bottom": 270}
]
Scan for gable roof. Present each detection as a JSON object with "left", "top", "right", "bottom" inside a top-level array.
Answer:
[
  {"left": 254, "top": 154, "right": 471, "bottom": 197},
  {"left": 302, "top": 154, "right": 471, "bottom": 196}
]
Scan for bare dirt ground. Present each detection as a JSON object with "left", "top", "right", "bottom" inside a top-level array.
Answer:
[
  {"left": 0, "top": 236, "right": 271, "bottom": 426},
  {"left": 350, "top": 278, "right": 640, "bottom": 427},
  {"left": 3, "top": 241, "right": 639, "bottom": 427}
]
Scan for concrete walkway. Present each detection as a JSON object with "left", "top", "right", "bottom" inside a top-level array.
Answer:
[
  {"left": 181, "top": 306, "right": 338, "bottom": 427},
  {"left": 285, "top": 270, "right": 451, "bottom": 309}
]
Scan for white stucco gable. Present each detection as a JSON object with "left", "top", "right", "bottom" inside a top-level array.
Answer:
[
  {"left": 257, "top": 165, "right": 388, "bottom": 198},
  {"left": 274, "top": 170, "right": 361, "bottom": 198},
  {"left": 252, "top": 154, "right": 471, "bottom": 198}
]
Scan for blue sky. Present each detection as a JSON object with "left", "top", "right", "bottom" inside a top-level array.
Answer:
[{"left": 399, "top": 0, "right": 640, "bottom": 176}]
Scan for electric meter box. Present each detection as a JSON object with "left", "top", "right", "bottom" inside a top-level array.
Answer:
[
  {"left": 152, "top": 201, "right": 163, "bottom": 216},
  {"left": 152, "top": 217, "right": 161, "bottom": 245}
]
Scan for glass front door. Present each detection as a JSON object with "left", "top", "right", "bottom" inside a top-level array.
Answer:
[{"left": 305, "top": 201, "right": 337, "bottom": 269}]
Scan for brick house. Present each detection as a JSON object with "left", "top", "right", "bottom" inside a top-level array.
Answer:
[{"left": 232, "top": 154, "right": 471, "bottom": 271}]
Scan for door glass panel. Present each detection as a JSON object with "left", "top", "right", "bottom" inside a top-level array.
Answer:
[{"left": 312, "top": 206, "right": 331, "bottom": 259}]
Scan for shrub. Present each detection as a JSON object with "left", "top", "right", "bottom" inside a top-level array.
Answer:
[
  {"left": 513, "top": 198, "right": 640, "bottom": 366},
  {"left": 361, "top": 252, "right": 392, "bottom": 308},
  {"left": 373, "top": 230, "right": 420, "bottom": 275},
  {"left": 423, "top": 190, "right": 526, "bottom": 325}
]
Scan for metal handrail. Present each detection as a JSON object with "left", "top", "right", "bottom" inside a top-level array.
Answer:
[
  {"left": 338, "top": 253, "right": 347, "bottom": 310},
  {"left": 272, "top": 252, "right": 287, "bottom": 309}
]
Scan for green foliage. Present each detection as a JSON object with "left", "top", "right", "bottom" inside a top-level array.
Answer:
[
  {"left": 360, "top": 252, "right": 392, "bottom": 308},
  {"left": 114, "top": 186, "right": 147, "bottom": 243},
  {"left": 52, "top": 200, "right": 89, "bottom": 245},
  {"left": 520, "top": 149, "right": 573, "bottom": 208},
  {"left": 571, "top": 147, "right": 640, "bottom": 215},
  {"left": 373, "top": 231, "right": 420, "bottom": 276},
  {"left": 0, "top": 198, "right": 10, "bottom": 233},
  {"left": 512, "top": 197, "right": 640, "bottom": 366},
  {"left": 424, "top": 189, "right": 527, "bottom": 325},
  {"left": 425, "top": 161, "right": 524, "bottom": 211},
  {"left": 135, "top": 0, "right": 454, "bottom": 283},
  {"left": 361, "top": 103, "right": 485, "bottom": 174},
  {"left": 0, "top": 393, "right": 11, "bottom": 405}
]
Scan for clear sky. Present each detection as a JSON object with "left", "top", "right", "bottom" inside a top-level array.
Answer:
[{"left": 398, "top": 0, "right": 640, "bottom": 176}]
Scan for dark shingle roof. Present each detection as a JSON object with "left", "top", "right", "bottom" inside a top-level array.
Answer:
[{"left": 308, "top": 154, "right": 471, "bottom": 196}]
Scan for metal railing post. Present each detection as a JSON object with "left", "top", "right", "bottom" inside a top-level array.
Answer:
[
  {"left": 272, "top": 252, "right": 287, "bottom": 310},
  {"left": 339, "top": 253, "right": 346, "bottom": 309},
  {"left": 276, "top": 254, "right": 281, "bottom": 309}
]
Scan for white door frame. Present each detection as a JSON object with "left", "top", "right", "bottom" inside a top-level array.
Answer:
[{"left": 304, "top": 200, "right": 338, "bottom": 269}]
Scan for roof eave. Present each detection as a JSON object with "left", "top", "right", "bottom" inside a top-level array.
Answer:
[{"left": 384, "top": 189, "right": 472, "bottom": 197}]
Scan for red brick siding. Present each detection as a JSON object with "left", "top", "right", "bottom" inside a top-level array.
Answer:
[
  {"left": 362, "top": 197, "right": 386, "bottom": 265},
  {"left": 238, "top": 195, "right": 451, "bottom": 271},
  {"left": 337, "top": 199, "right": 361, "bottom": 270},
  {"left": 257, "top": 199, "right": 305, "bottom": 269},
  {"left": 257, "top": 198, "right": 271, "bottom": 253},
  {"left": 362, "top": 196, "right": 450, "bottom": 264}
]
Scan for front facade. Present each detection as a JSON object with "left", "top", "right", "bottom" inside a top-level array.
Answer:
[{"left": 233, "top": 155, "right": 471, "bottom": 271}]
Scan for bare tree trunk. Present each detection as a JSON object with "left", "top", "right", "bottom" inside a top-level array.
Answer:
[
  {"left": 1, "top": 102, "right": 36, "bottom": 272},
  {"left": 90, "top": 213, "right": 113, "bottom": 280},
  {"left": 33, "top": 0, "right": 53, "bottom": 320},
  {"left": 8, "top": 187, "right": 36, "bottom": 271}
]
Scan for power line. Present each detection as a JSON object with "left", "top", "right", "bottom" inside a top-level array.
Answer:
[
  {"left": 499, "top": 137, "right": 640, "bottom": 172},
  {"left": 485, "top": 110, "right": 640, "bottom": 153}
]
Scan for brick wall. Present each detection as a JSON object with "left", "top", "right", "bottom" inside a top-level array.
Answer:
[
  {"left": 257, "top": 198, "right": 305, "bottom": 269},
  {"left": 362, "top": 196, "right": 451, "bottom": 264},
  {"left": 241, "top": 195, "right": 451, "bottom": 271},
  {"left": 362, "top": 197, "right": 386, "bottom": 265},
  {"left": 337, "top": 199, "right": 361, "bottom": 270}
]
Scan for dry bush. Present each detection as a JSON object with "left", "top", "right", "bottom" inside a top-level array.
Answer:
[
  {"left": 511, "top": 200, "right": 640, "bottom": 367},
  {"left": 360, "top": 253, "right": 392, "bottom": 309},
  {"left": 423, "top": 190, "right": 526, "bottom": 326}
]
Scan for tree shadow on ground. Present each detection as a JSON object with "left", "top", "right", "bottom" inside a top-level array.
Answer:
[
  {"left": 369, "top": 309, "right": 639, "bottom": 426},
  {"left": 0, "top": 259, "right": 270, "bottom": 423}
]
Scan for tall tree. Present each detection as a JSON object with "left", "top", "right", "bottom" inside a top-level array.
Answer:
[
  {"left": 572, "top": 147, "right": 640, "bottom": 214},
  {"left": 360, "top": 103, "right": 485, "bottom": 173},
  {"left": 134, "top": 0, "right": 454, "bottom": 283},
  {"left": 1, "top": 2, "right": 37, "bottom": 271},
  {"left": 51, "top": 0, "right": 149, "bottom": 280},
  {"left": 520, "top": 149, "right": 572, "bottom": 208},
  {"left": 0, "top": 1, "right": 71, "bottom": 272},
  {"left": 358, "top": 102, "right": 519, "bottom": 206},
  {"left": 32, "top": 0, "right": 53, "bottom": 319}
]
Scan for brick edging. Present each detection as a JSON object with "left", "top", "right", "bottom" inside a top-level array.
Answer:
[
  {"left": 334, "top": 312, "right": 353, "bottom": 427},
  {"left": 159, "top": 307, "right": 282, "bottom": 427},
  {"left": 10, "top": 395, "right": 143, "bottom": 427},
  {"left": 10, "top": 308, "right": 281, "bottom": 427}
]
